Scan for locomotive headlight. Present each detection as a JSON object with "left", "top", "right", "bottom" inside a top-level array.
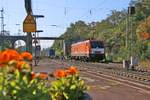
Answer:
[
  {"left": 100, "top": 49, "right": 104, "bottom": 54},
  {"left": 91, "top": 49, "right": 95, "bottom": 54},
  {"left": 91, "top": 51, "right": 94, "bottom": 54},
  {"left": 91, "top": 48, "right": 104, "bottom": 54},
  {"left": 101, "top": 51, "right": 104, "bottom": 54}
]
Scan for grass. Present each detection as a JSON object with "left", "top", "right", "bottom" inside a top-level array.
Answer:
[{"left": 139, "top": 59, "right": 150, "bottom": 70}]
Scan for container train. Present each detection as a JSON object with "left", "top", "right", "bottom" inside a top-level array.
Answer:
[
  {"left": 49, "top": 49, "right": 55, "bottom": 58},
  {"left": 34, "top": 45, "right": 41, "bottom": 58},
  {"left": 70, "top": 40, "right": 105, "bottom": 61}
]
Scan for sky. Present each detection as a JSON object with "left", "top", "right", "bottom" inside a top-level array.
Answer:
[{"left": 0, "top": 0, "right": 131, "bottom": 49}]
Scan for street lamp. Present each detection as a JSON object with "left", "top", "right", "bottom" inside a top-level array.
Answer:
[
  {"left": 50, "top": 25, "right": 61, "bottom": 27},
  {"left": 50, "top": 25, "right": 65, "bottom": 29}
]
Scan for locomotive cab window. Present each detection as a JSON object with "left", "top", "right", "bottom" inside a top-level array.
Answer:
[{"left": 91, "top": 41, "right": 104, "bottom": 48}]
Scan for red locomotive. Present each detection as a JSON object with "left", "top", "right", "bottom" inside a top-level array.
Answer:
[{"left": 71, "top": 40, "right": 105, "bottom": 61}]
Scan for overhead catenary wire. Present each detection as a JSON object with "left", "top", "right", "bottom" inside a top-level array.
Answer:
[
  {"left": 30, "top": 0, "right": 113, "bottom": 31},
  {"left": 34, "top": 0, "right": 107, "bottom": 17},
  {"left": 33, "top": 0, "right": 110, "bottom": 23},
  {"left": 33, "top": 0, "right": 116, "bottom": 31},
  {"left": 76, "top": 0, "right": 108, "bottom": 21}
]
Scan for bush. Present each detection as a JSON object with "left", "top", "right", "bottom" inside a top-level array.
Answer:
[
  {"left": 50, "top": 67, "right": 88, "bottom": 100},
  {"left": 0, "top": 49, "right": 51, "bottom": 99},
  {"left": 0, "top": 49, "right": 88, "bottom": 100}
]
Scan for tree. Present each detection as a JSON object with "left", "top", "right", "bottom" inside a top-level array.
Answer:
[{"left": 133, "top": 0, "right": 150, "bottom": 21}]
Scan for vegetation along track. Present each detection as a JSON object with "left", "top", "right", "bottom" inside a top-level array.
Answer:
[{"left": 64, "top": 60, "right": 150, "bottom": 86}]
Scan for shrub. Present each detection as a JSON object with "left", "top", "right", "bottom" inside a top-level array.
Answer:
[
  {"left": 0, "top": 49, "right": 51, "bottom": 100},
  {"left": 0, "top": 49, "right": 88, "bottom": 100},
  {"left": 50, "top": 66, "right": 88, "bottom": 100}
]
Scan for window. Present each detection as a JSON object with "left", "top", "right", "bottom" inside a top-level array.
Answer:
[{"left": 91, "top": 41, "right": 104, "bottom": 48}]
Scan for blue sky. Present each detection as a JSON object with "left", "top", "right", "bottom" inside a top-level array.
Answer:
[{"left": 0, "top": 0, "right": 131, "bottom": 49}]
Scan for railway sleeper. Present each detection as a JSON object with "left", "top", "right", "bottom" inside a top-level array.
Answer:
[
  {"left": 122, "top": 73, "right": 126, "bottom": 77},
  {"left": 128, "top": 74, "right": 133, "bottom": 78},
  {"left": 80, "top": 65, "right": 150, "bottom": 83},
  {"left": 136, "top": 68, "right": 150, "bottom": 73},
  {"left": 139, "top": 78, "right": 150, "bottom": 82},
  {"left": 126, "top": 74, "right": 130, "bottom": 77},
  {"left": 112, "top": 71, "right": 115, "bottom": 74}
]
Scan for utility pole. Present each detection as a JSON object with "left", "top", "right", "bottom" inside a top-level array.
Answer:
[
  {"left": 0, "top": 8, "right": 4, "bottom": 36},
  {"left": 125, "top": 12, "right": 129, "bottom": 48},
  {"left": 128, "top": 6, "right": 136, "bottom": 70},
  {"left": 0, "top": 8, "right": 5, "bottom": 50}
]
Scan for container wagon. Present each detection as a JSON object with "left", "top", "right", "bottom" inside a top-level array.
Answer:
[{"left": 49, "top": 49, "right": 55, "bottom": 59}]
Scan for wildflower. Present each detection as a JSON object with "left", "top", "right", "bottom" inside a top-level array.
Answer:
[
  {"left": 68, "top": 66, "right": 78, "bottom": 74},
  {"left": 21, "top": 52, "right": 32, "bottom": 61},
  {"left": 6, "top": 49, "right": 21, "bottom": 60},
  {"left": 54, "top": 69, "right": 67, "bottom": 78},
  {"left": 65, "top": 69, "right": 71, "bottom": 75},
  {"left": 39, "top": 72, "right": 48, "bottom": 80},
  {"left": 140, "top": 32, "right": 150, "bottom": 40},
  {"left": 0, "top": 49, "right": 22, "bottom": 65},
  {"left": 30, "top": 72, "right": 48, "bottom": 80},
  {"left": 16, "top": 61, "right": 30, "bottom": 70},
  {"left": 31, "top": 72, "right": 36, "bottom": 80},
  {"left": 0, "top": 51, "right": 9, "bottom": 64}
]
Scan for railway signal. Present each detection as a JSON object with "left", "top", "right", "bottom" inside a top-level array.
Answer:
[{"left": 128, "top": 6, "right": 135, "bottom": 15}]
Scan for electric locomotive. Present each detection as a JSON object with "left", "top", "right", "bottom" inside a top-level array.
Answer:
[{"left": 71, "top": 40, "right": 105, "bottom": 61}]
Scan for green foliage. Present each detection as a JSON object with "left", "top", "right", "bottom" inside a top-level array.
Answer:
[
  {"left": 50, "top": 74, "right": 88, "bottom": 100},
  {"left": 0, "top": 50, "right": 88, "bottom": 99},
  {"left": 133, "top": 0, "right": 150, "bottom": 21},
  {"left": 0, "top": 64, "right": 51, "bottom": 100},
  {"left": 0, "top": 40, "right": 12, "bottom": 50}
]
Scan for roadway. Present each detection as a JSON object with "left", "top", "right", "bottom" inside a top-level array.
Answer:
[{"left": 33, "top": 59, "right": 150, "bottom": 100}]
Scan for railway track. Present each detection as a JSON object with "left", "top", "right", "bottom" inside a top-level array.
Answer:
[
  {"left": 63, "top": 60, "right": 150, "bottom": 86},
  {"left": 81, "top": 70, "right": 150, "bottom": 94},
  {"left": 34, "top": 59, "right": 150, "bottom": 100}
]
